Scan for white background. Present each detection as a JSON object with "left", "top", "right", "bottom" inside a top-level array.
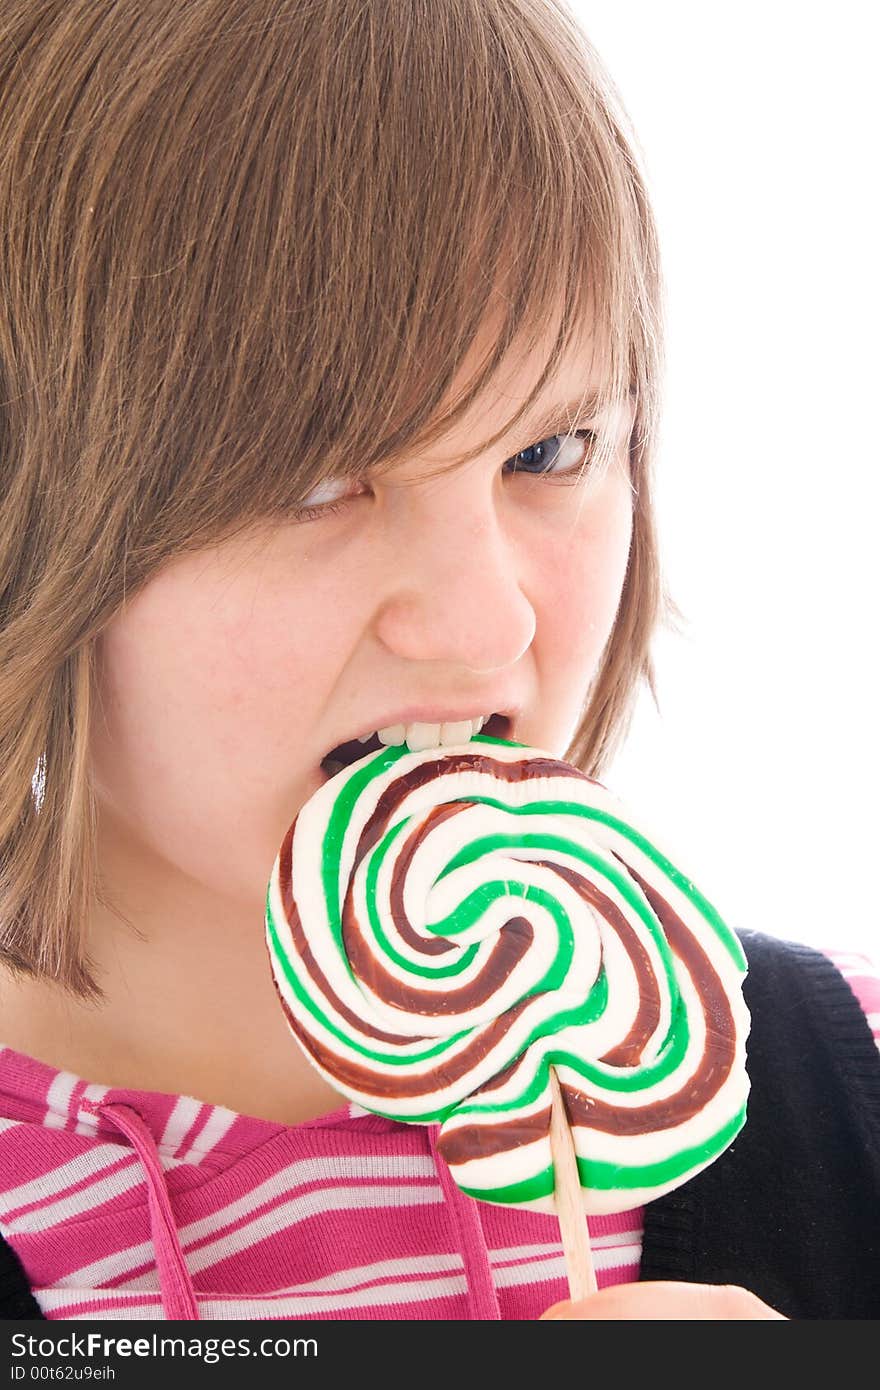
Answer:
[{"left": 573, "top": 2, "right": 879, "bottom": 955}]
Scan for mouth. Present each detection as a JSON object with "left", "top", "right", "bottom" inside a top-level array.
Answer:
[{"left": 319, "top": 712, "right": 513, "bottom": 780}]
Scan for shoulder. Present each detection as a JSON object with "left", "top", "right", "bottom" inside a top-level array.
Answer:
[
  {"left": 739, "top": 928, "right": 873, "bottom": 1028},
  {"left": 818, "top": 946, "right": 880, "bottom": 1044},
  {"left": 735, "top": 929, "right": 880, "bottom": 1096}
]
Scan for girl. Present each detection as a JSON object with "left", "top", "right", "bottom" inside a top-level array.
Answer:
[{"left": 1, "top": 0, "right": 877, "bottom": 1321}]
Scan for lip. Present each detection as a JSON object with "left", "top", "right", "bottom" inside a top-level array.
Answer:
[{"left": 356, "top": 705, "right": 520, "bottom": 733}]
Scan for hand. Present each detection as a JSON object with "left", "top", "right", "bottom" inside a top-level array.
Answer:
[{"left": 540, "top": 1280, "right": 786, "bottom": 1320}]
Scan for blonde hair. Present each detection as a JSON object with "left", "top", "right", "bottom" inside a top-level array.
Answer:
[{"left": 1, "top": 0, "right": 673, "bottom": 1001}]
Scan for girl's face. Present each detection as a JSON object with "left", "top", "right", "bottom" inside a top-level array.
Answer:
[{"left": 89, "top": 318, "right": 635, "bottom": 918}]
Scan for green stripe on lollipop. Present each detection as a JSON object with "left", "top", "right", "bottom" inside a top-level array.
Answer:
[
  {"left": 266, "top": 892, "right": 469, "bottom": 1067},
  {"left": 454, "top": 1102, "right": 748, "bottom": 1206},
  {"left": 363, "top": 818, "right": 576, "bottom": 984},
  {"left": 438, "top": 827, "right": 678, "bottom": 988},
  {"left": 318, "top": 736, "right": 539, "bottom": 968},
  {"left": 361, "top": 817, "right": 481, "bottom": 978},
  {"left": 456, "top": 791, "right": 746, "bottom": 971}
]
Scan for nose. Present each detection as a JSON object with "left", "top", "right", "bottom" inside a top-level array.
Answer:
[{"left": 373, "top": 478, "right": 537, "bottom": 674}]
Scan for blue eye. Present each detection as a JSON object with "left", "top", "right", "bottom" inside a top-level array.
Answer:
[{"left": 506, "top": 429, "right": 595, "bottom": 477}]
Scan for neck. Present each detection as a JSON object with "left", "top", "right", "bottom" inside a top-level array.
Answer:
[{"left": 0, "top": 823, "right": 346, "bottom": 1127}]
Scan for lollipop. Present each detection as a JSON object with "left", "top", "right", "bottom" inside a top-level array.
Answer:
[{"left": 265, "top": 733, "right": 750, "bottom": 1292}]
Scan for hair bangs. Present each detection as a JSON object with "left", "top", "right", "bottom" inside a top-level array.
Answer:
[
  {"left": 56, "top": 0, "right": 656, "bottom": 545},
  {"left": 250, "top": 1, "right": 659, "bottom": 508}
]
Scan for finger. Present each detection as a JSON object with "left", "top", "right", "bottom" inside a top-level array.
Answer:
[{"left": 540, "top": 1280, "right": 787, "bottom": 1320}]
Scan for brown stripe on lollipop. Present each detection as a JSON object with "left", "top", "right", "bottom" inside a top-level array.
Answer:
[
  {"left": 438, "top": 863, "right": 737, "bottom": 1163},
  {"left": 275, "top": 815, "right": 542, "bottom": 1099}
]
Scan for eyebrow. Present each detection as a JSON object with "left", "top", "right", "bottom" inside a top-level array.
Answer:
[
  {"left": 519, "top": 390, "right": 604, "bottom": 440},
  {"left": 516, "top": 383, "right": 635, "bottom": 443}
]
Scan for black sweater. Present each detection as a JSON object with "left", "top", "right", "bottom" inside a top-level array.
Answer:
[{"left": 2, "top": 929, "right": 879, "bottom": 1320}]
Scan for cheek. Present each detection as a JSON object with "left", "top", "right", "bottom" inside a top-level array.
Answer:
[
  {"left": 535, "top": 481, "right": 634, "bottom": 667},
  {"left": 89, "top": 535, "right": 371, "bottom": 820},
  {"left": 88, "top": 562, "right": 318, "bottom": 815},
  {"left": 88, "top": 559, "right": 353, "bottom": 900}
]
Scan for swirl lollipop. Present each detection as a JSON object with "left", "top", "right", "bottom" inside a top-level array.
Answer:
[{"left": 265, "top": 733, "right": 750, "bottom": 1293}]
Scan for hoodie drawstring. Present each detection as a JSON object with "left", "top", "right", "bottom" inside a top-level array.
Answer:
[
  {"left": 429, "top": 1126, "right": 501, "bottom": 1320},
  {"left": 93, "top": 1101, "right": 494, "bottom": 1321},
  {"left": 97, "top": 1101, "right": 199, "bottom": 1321}
]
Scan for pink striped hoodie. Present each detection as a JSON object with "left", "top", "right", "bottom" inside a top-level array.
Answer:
[{"left": 1, "top": 947, "right": 877, "bottom": 1320}]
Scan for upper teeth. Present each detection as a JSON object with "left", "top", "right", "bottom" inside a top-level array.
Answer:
[{"left": 357, "top": 715, "right": 490, "bottom": 753}]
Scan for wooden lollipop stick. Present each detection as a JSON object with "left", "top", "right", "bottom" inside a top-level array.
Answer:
[{"left": 549, "top": 1066, "right": 597, "bottom": 1302}]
